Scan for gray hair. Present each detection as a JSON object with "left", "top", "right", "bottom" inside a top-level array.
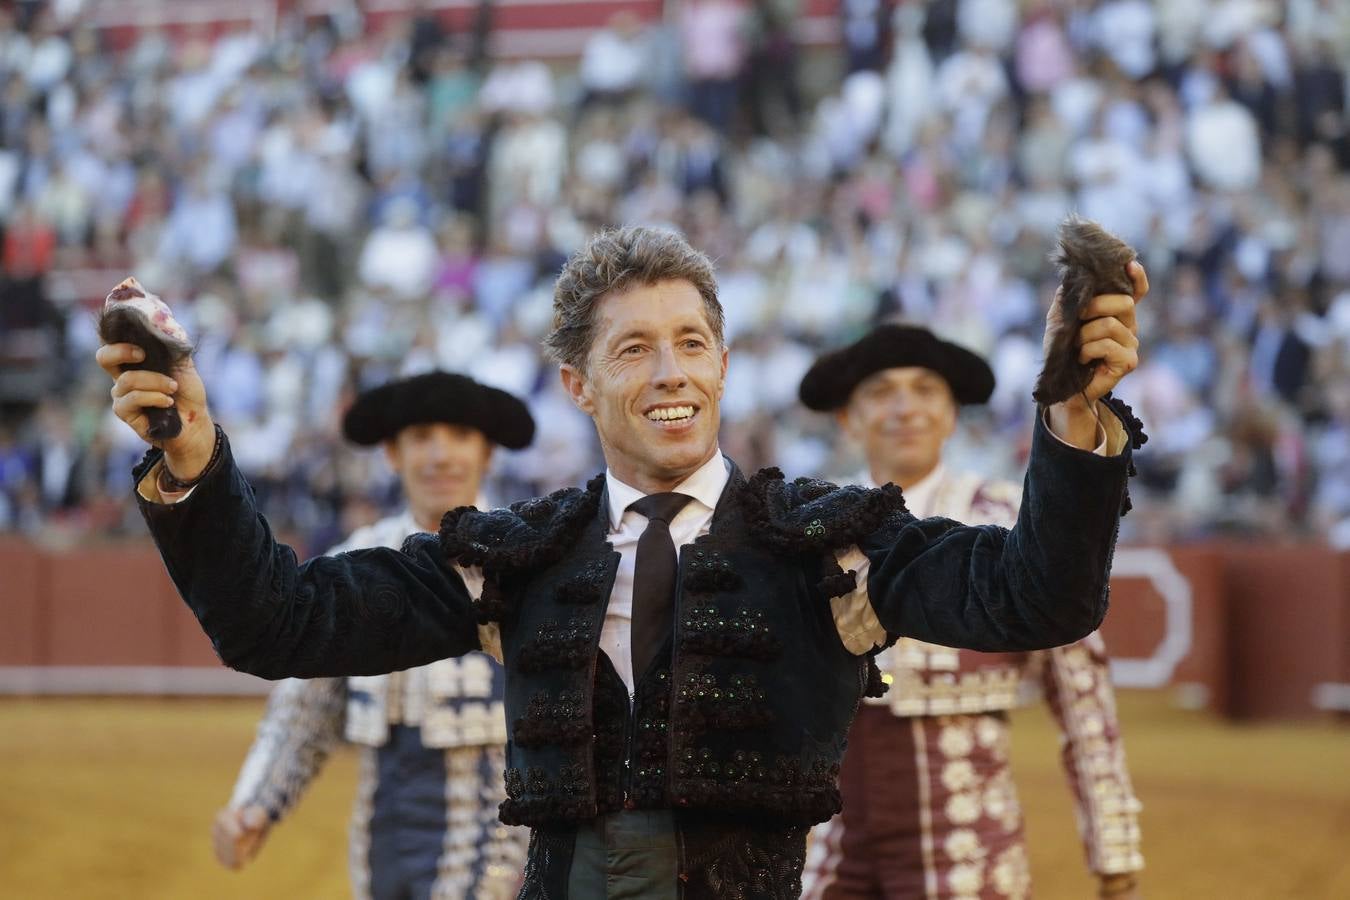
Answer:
[{"left": 542, "top": 226, "right": 724, "bottom": 372}]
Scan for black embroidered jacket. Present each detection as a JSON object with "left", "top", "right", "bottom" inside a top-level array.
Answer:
[{"left": 135, "top": 406, "right": 1140, "bottom": 839}]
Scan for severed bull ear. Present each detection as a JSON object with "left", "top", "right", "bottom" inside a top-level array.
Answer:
[
  {"left": 97, "top": 277, "right": 195, "bottom": 441},
  {"left": 1033, "top": 216, "right": 1137, "bottom": 407}
]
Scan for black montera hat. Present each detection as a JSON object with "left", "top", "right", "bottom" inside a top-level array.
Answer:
[
  {"left": 342, "top": 371, "right": 535, "bottom": 449},
  {"left": 798, "top": 324, "right": 995, "bottom": 411}
]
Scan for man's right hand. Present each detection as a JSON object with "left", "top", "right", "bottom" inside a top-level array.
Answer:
[
  {"left": 211, "top": 804, "right": 272, "bottom": 870},
  {"left": 97, "top": 342, "right": 216, "bottom": 482}
]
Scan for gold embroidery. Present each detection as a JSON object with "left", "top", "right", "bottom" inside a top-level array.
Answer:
[
  {"left": 942, "top": 828, "right": 987, "bottom": 863},
  {"left": 975, "top": 716, "right": 1002, "bottom": 749},
  {"left": 938, "top": 723, "right": 976, "bottom": 758},
  {"left": 428, "top": 655, "right": 497, "bottom": 698},
  {"left": 948, "top": 861, "right": 985, "bottom": 895},
  {"left": 945, "top": 792, "right": 981, "bottom": 825},
  {"left": 990, "top": 844, "right": 1031, "bottom": 899},
  {"left": 941, "top": 759, "right": 978, "bottom": 793},
  {"left": 879, "top": 665, "right": 1023, "bottom": 716},
  {"left": 984, "top": 769, "right": 1022, "bottom": 833}
]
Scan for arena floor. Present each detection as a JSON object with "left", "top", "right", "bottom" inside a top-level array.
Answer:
[{"left": 1, "top": 691, "right": 1347, "bottom": 899}]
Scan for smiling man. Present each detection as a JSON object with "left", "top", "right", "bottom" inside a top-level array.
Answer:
[
  {"left": 99, "top": 225, "right": 1146, "bottom": 899},
  {"left": 211, "top": 372, "right": 534, "bottom": 900}
]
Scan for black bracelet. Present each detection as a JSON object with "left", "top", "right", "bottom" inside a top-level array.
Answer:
[{"left": 159, "top": 425, "right": 225, "bottom": 492}]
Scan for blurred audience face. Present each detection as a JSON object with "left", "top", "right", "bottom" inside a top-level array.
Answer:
[
  {"left": 561, "top": 279, "right": 727, "bottom": 492},
  {"left": 839, "top": 367, "right": 958, "bottom": 489},
  {"left": 383, "top": 422, "right": 492, "bottom": 529}
]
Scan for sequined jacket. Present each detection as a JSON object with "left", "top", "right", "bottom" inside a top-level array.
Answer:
[
  {"left": 870, "top": 471, "right": 1144, "bottom": 875},
  {"left": 135, "top": 405, "right": 1141, "bottom": 832}
]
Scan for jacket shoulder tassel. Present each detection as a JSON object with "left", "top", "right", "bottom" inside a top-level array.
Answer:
[
  {"left": 739, "top": 468, "right": 910, "bottom": 556},
  {"left": 739, "top": 467, "right": 910, "bottom": 608},
  {"left": 439, "top": 474, "right": 605, "bottom": 569},
  {"left": 438, "top": 474, "right": 606, "bottom": 621}
]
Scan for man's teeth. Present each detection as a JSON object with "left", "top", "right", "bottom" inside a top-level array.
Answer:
[{"left": 646, "top": 406, "right": 695, "bottom": 422}]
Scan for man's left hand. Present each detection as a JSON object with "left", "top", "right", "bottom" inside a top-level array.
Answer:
[
  {"left": 1045, "top": 260, "right": 1148, "bottom": 448},
  {"left": 1070, "top": 260, "right": 1147, "bottom": 402}
]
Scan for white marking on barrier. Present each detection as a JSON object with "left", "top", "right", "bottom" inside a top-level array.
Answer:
[
  {"left": 1311, "top": 682, "right": 1350, "bottom": 712},
  {"left": 1106, "top": 548, "right": 1194, "bottom": 689}
]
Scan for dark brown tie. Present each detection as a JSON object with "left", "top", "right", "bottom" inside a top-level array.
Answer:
[{"left": 628, "top": 492, "right": 695, "bottom": 683}]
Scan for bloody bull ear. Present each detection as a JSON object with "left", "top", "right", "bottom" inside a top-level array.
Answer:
[
  {"left": 97, "top": 277, "right": 195, "bottom": 442},
  {"left": 1033, "top": 216, "right": 1137, "bottom": 407}
]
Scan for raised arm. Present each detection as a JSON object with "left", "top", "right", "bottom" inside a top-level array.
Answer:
[
  {"left": 133, "top": 436, "right": 481, "bottom": 679},
  {"left": 98, "top": 340, "right": 482, "bottom": 680},
  {"left": 837, "top": 262, "right": 1147, "bottom": 654},
  {"left": 857, "top": 408, "right": 1134, "bottom": 652}
]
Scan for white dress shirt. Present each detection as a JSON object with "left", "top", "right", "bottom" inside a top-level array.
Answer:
[
  {"left": 473, "top": 448, "right": 884, "bottom": 692},
  {"left": 601, "top": 449, "right": 731, "bottom": 693},
  {"left": 604, "top": 449, "right": 893, "bottom": 689}
]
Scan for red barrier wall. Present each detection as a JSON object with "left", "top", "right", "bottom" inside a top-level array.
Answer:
[
  {"left": 2, "top": 538, "right": 1347, "bottom": 717},
  {"left": 1223, "top": 545, "right": 1348, "bottom": 720},
  {"left": 0, "top": 539, "right": 44, "bottom": 666},
  {"left": 0, "top": 539, "right": 205, "bottom": 668}
]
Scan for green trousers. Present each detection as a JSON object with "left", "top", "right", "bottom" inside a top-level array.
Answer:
[{"left": 566, "top": 809, "right": 680, "bottom": 899}]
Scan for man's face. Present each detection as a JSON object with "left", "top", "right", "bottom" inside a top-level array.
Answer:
[
  {"left": 384, "top": 422, "right": 493, "bottom": 528},
  {"left": 839, "top": 367, "right": 958, "bottom": 486},
  {"left": 561, "top": 279, "right": 727, "bottom": 490}
]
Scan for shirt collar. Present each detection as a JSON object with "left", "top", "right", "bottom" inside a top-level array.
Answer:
[
  {"left": 606, "top": 448, "right": 730, "bottom": 531},
  {"left": 860, "top": 463, "right": 946, "bottom": 520}
]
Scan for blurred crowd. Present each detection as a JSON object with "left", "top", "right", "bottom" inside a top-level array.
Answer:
[{"left": 0, "top": 0, "right": 1347, "bottom": 553}]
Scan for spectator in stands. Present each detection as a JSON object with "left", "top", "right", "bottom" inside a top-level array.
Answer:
[
  {"left": 680, "top": 0, "right": 747, "bottom": 132},
  {"left": 1186, "top": 82, "right": 1262, "bottom": 192},
  {"left": 1310, "top": 375, "right": 1350, "bottom": 547},
  {"left": 579, "top": 11, "right": 649, "bottom": 108},
  {"left": 742, "top": 0, "right": 802, "bottom": 136},
  {"left": 358, "top": 197, "right": 439, "bottom": 301},
  {"left": 841, "top": 0, "right": 891, "bottom": 73},
  {"left": 156, "top": 168, "right": 239, "bottom": 275},
  {"left": 0, "top": 425, "right": 31, "bottom": 525}
]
